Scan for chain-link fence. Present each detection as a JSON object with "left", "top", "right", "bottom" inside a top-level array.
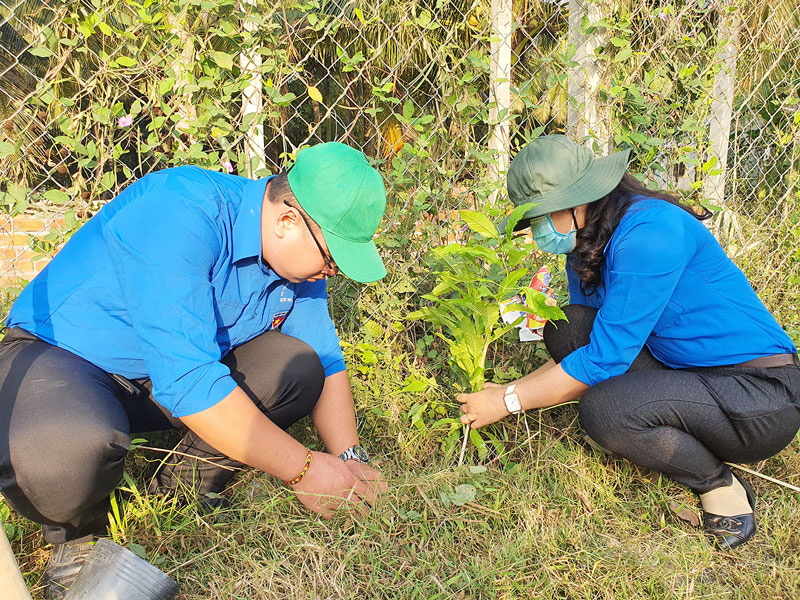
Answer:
[{"left": 1, "top": 0, "right": 799, "bottom": 338}]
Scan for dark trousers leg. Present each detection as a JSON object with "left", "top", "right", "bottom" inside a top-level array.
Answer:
[
  {"left": 0, "top": 329, "right": 131, "bottom": 544},
  {"left": 543, "top": 304, "right": 800, "bottom": 493},
  {"left": 148, "top": 330, "right": 325, "bottom": 495},
  {"left": 0, "top": 328, "right": 324, "bottom": 543}
]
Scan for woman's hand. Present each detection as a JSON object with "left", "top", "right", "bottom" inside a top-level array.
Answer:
[
  {"left": 292, "top": 451, "right": 371, "bottom": 518},
  {"left": 457, "top": 383, "right": 510, "bottom": 428}
]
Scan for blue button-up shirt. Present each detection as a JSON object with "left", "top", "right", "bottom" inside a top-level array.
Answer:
[
  {"left": 562, "top": 197, "right": 797, "bottom": 386},
  {"left": 7, "top": 166, "right": 345, "bottom": 416}
]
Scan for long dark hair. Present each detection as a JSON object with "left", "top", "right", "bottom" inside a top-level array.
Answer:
[{"left": 572, "top": 174, "right": 711, "bottom": 295}]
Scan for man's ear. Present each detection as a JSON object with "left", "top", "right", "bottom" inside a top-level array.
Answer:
[{"left": 273, "top": 204, "right": 300, "bottom": 239}]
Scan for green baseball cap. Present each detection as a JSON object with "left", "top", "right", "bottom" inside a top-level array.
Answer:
[
  {"left": 287, "top": 142, "right": 387, "bottom": 282},
  {"left": 503, "top": 135, "right": 631, "bottom": 231}
]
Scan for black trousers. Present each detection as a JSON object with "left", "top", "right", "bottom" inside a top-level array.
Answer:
[
  {"left": 543, "top": 304, "right": 800, "bottom": 494},
  {"left": 0, "top": 327, "right": 324, "bottom": 544}
]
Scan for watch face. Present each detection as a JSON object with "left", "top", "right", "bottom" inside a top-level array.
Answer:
[
  {"left": 505, "top": 393, "right": 522, "bottom": 414},
  {"left": 353, "top": 445, "right": 369, "bottom": 463}
]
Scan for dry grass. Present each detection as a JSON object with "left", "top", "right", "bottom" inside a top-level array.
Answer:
[
  {"left": 5, "top": 402, "right": 800, "bottom": 599},
  {"left": 3, "top": 291, "right": 800, "bottom": 599}
]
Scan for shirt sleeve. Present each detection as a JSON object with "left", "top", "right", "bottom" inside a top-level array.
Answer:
[
  {"left": 281, "top": 279, "right": 346, "bottom": 377},
  {"left": 103, "top": 174, "right": 236, "bottom": 417},
  {"left": 560, "top": 208, "right": 696, "bottom": 385}
]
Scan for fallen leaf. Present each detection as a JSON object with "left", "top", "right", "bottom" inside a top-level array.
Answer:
[
  {"left": 576, "top": 490, "right": 593, "bottom": 512},
  {"left": 669, "top": 501, "right": 701, "bottom": 527}
]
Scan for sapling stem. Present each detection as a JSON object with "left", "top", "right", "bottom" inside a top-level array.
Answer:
[{"left": 458, "top": 423, "right": 469, "bottom": 465}]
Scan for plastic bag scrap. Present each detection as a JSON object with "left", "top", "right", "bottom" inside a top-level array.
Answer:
[{"left": 499, "top": 266, "right": 559, "bottom": 342}]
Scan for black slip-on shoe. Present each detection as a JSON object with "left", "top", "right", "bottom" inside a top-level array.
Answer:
[
  {"left": 703, "top": 473, "right": 757, "bottom": 550},
  {"left": 43, "top": 537, "right": 95, "bottom": 599}
]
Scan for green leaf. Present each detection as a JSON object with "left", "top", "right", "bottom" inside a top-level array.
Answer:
[
  {"left": 468, "top": 429, "right": 488, "bottom": 460},
  {"left": 415, "top": 9, "right": 432, "bottom": 28},
  {"left": 432, "top": 244, "right": 497, "bottom": 263},
  {"left": 398, "top": 375, "right": 434, "bottom": 393},
  {"left": 29, "top": 46, "right": 53, "bottom": 58},
  {"left": 702, "top": 155, "right": 718, "bottom": 173},
  {"left": 503, "top": 202, "right": 537, "bottom": 236},
  {"left": 614, "top": 48, "right": 633, "bottom": 63},
  {"left": 159, "top": 77, "right": 176, "bottom": 96},
  {"left": 402, "top": 100, "right": 414, "bottom": 121},
  {"left": 116, "top": 56, "right": 137, "bottom": 67},
  {"left": 212, "top": 51, "right": 234, "bottom": 70},
  {"left": 460, "top": 210, "right": 498, "bottom": 239},
  {"left": 629, "top": 131, "right": 647, "bottom": 144},
  {"left": 0, "top": 142, "right": 16, "bottom": 157},
  {"left": 43, "top": 190, "right": 70, "bottom": 204},
  {"left": 431, "top": 281, "right": 452, "bottom": 296},
  {"left": 129, "top": 543, "right": 147, "bottom": 559},
  {"left": 64, "top": 210, "right": 77, "bottom": 230},
  {"left": 100, "top": 171, "right": 116, "bottom": 191},
  {"left": 449, "top": 483, "right": 477, "bottom": 506}
]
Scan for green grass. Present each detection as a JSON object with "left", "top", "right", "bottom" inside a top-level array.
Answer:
[
  {"left": 3, "top": 296, "right": 800, "bottom": 599},
  {"left": 5, "top": 400, "right": 800, "bottom": 599}
]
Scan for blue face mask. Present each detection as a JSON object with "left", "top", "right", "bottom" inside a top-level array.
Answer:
[{"left": 531, "top": 211, "right": 578, "bottom": 254}]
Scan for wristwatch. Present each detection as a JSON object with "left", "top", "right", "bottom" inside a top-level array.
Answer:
[
  {"left": 338, "top": 445, "right": 369, "bottom": 464},
  {"left": 503, "top": 384, "right": 523, "bottom": 415}
]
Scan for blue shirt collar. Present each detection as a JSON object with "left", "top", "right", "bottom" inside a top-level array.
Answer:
[{"left": 232, "top": 175, "right": 273, "bottom": 264}]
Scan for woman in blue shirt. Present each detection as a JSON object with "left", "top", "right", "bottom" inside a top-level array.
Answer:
[{"left": 457, "top": 135, "right": 800, "bottom": 549}]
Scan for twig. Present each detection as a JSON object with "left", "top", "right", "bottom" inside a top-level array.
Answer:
[
  {"left": 133, "top": 444, "right": 242, "bottom": 472},
  {"left": 463, "top": 501, "right": 505, "bottom": 518},
  {"left": 414, "top": 484, "right": 440, "bottom": 515},
  {"left": 726, "top": 462, "right": 800, "bottom": 493},
  {"left": 419, "top": 515, "right": 448, "bottom": 553},
  {"left": 164, "top": 532, "right": 236, "bottom": 576}
]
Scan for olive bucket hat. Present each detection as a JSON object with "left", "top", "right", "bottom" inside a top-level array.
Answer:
[
  {"left": 287, "top": 142, "right": 387, "bottom": 282},
  {"left": 503, "top": 135, "right": 631, "bottom": 232}
]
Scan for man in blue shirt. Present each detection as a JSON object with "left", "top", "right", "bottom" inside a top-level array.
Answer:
[{"left": 0, "top": 142, "right": 388, "bottom": 598}]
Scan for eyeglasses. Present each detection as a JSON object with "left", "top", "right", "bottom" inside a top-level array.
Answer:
[{"left": 283, "top": 201, "right": 337, "bottom": 275}]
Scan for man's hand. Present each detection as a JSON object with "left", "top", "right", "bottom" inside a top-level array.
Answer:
[
  {"left": 291, "top": 451, "right": 372, "bottom": 518},
  {"left": 344, "top": 460, "right": 387, "bottom": 504},
  {"left": 457, "top": 383, "right": 509, "bottom": 428}
]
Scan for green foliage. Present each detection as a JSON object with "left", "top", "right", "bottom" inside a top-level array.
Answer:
[{"left": 408, "top": 203, "right": 565, "bottom": 393}]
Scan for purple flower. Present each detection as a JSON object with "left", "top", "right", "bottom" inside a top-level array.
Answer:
[
  {"left": 118, "top": 114, "right": 133, "bottom": 127},
  {"left": 221, "top": 160, "right": 234, "bottom": 173},
  {"left": 658, "top": 12, "right": 667, "bottom": 22}
]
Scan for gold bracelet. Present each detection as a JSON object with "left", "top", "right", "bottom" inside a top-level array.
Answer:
[{"left": 284, "top": 449, "right": 313, "bottom": 486}]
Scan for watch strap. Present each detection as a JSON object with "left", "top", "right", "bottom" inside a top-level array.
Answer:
[{"left": 338, "top": 445, "right": 369, "bottom": 464}]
